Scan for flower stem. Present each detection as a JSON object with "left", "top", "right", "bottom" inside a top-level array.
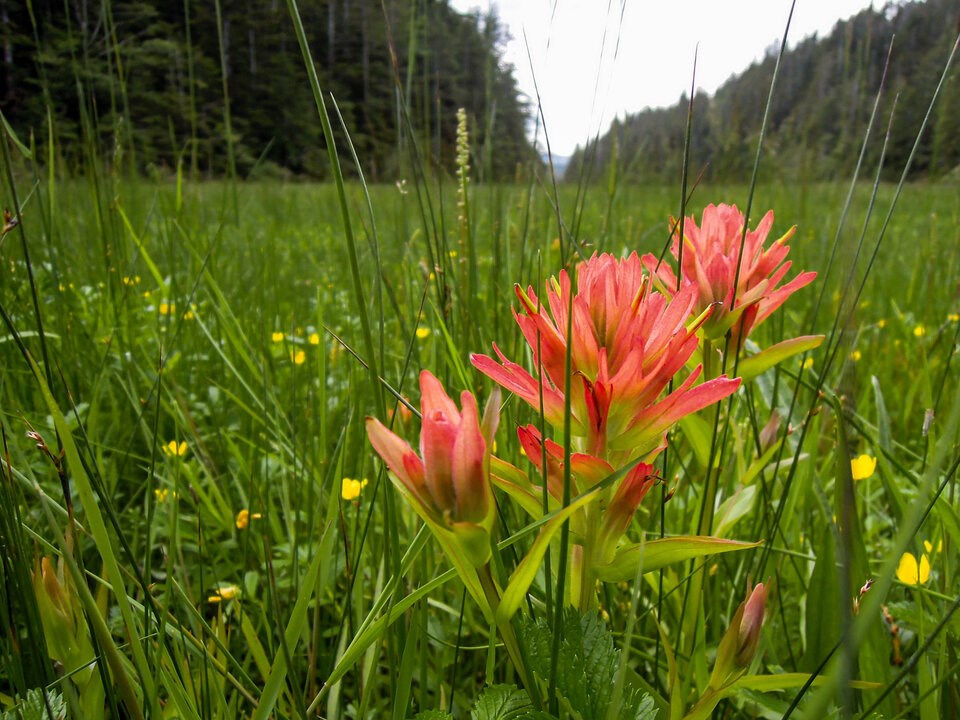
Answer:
[{"left": 478, "top": 564, "right": 536, "bottom": 700}]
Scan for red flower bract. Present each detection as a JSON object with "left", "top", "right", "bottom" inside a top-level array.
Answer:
[
  {"left": 366, "top": 370, "right": 496, "bottom": 529},
  {"left": 472, "top": 252, "right": 739, "bottom": 466},
  {"left": 642, "top": 204, "right": 816, "bottom": 349}
]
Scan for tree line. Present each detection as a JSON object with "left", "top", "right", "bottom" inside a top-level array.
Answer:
[
  {"left": 567, "top": 0, "right": 960, "bottom": 184},
  {"left": 0, "top": 0, "right": 534, "bottom": 181}
]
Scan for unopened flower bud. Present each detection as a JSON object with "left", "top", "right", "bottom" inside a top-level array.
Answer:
[
  {"left": 736, "top": 582, "right": 768, "bottom": 666},
  {"left": 709, "top": 581, "right": 769, "bottom": 690}
]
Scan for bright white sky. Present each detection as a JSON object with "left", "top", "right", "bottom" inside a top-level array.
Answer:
[{"left": 449, "top": 0, "right": 879, "bottom": 156}]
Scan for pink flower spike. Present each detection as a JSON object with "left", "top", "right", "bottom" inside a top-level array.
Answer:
[
  {"left": 642, "top": 204, "right": 816, "bottom": 347},
  {"left": 473, "top": 252, "right": 734, "bottom": 465},
  {"left": 366, "top": 370, "right": 496, "bottom": 538}
]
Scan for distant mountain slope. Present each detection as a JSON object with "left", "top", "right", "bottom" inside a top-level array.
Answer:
[{"left": 567, "top": 0, "right": 960, "bottom": 183}]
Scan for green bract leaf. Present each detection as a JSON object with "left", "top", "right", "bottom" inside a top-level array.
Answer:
[
  {"left": 497, "top": 491, "right": 596, "bottom": 623},
  {"left": 594, "top": 537, "right": 761, "bottom": 583},
  {"left": 737, "top": 335, "right": 824, "bottom": 381},
  {"left": 732, "top": 673, "right": 881, "bottom": 692}
]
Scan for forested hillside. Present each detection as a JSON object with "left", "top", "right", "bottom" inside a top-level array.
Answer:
[
  {"left": 567, "top": 0, "right": 960, "bottom": 183},
  {"left": 0, "top": 0, "right": 533, "bottom": 180}
]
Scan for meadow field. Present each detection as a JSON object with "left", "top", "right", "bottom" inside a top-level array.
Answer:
[
  {"left": 0, "top": 165, "right": 958, "bottom": 719},
  {"left": 0, "top": 1, "right": 958, "bottom": 716}
]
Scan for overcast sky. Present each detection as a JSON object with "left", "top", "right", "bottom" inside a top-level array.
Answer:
[{"left": 449, "top": 0, "right": 880, "bottom": 156}]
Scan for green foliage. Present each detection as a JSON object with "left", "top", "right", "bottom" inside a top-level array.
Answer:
[
  {"left": 470, "top": 685, "right": 550, "bottom": 720},
  {"left": 1, "top": 689, "right": 66, "bottom": 720},
  {"left": 521, "top": 608, "right": 657, "bottom": 720},
  {"left": 415, "top": 685, "right": 550, "bottom": 720},
  {"left": 0, "top": 0, "right": 533, "bottom": 179},
  {"left": 569, "top": 0, "right": 960, "bottom": 182}
]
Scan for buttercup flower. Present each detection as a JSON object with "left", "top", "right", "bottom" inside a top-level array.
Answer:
[
  {"left": 235, "top": 509, "right": 262, "bottom": 529},
  {"left": 472, "top": 253, "right": 739, "bottom": 465},
  {"left": 642, "top": 204, "right": 816, "bottom": 349},
  {"left": 341, "top": 477, "right": 368, "bottom": 501},
  {"left": 850, "top": 454, "right": 877, "bottom": 481},
  {"left": 208, "top": 584, "right": 239, "bottom": 603},
  {"left": 163, "top": 440, "right": 188, "bottom": 458},
  {"left": 366, "top": 370, "right": 499, "bottom": 567},
  {"left": 896, "top": 552, "right": 930, "bottom": 586}
]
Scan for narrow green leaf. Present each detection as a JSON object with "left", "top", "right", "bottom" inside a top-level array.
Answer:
[
  {"left": 497, "top": 491, "right": 596, "bottom": 623},
  {"left": 737, "top": 335, "right": 824, "bottom": 381},
  {"left": 732, "top": 673, "right": 881, "bottom": 692},
  {"left": 713, "top": 485, "right": 758, "bottom": 539},
  {"left": 0, "top": 109, "right": 33, "bottom": 158},
  {"left": 678, "top": 412, "right": 712, "bottom": 468},
  {"left": 27, "top": 355, "right": 156, "bottom": 718},
  {"left": 594, "top": 536, "right": 761, "bottom": 583},
  {"left": 253, "top": 524, "right": 331, "bottom": 720}
]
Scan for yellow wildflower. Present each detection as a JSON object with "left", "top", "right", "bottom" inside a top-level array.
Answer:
[
  {"left": 849, "top": 350, "right": 862, "bottom": 362},
  {"left": 913, "top": 324, "right": 926, "bottom": 337},
  {"left": 448, "top": 250, "right": 458, "bottom": 258},
  {"left": 308, "top": 332, "right": 321, "bottom": 346},
  {"left": 271, "top": 332, "right": 284, "bottom": 343},
  {"left": 208, "top": 585, "right": 240, "bottom": 603},
  {"left": 801, "top": 357, "right": 814, "bottom": 370},
  {"left": 122, "top": 275, "right": 141, "bottom": 286},
  {"left": 341, "top": 477, "right": 369, "bottom": 501},
  {"left": 290, "top": 349, "right": 306, "bottom": 365},
  {"left": 416, "top": 327, "right": 431, "bottom": 340},
  {"left": 896, "top": 552, "right": 930, "bottom": 586},
  {"left": 154, "top": 488, "right": 179, "bottom": 502},
  {"left": 923, "top": 539, "right": 943, "bottom": 554},
  {"left": 163, "top": 440, "right": 188, "bottom": 458},
  {"left": 850, "top": 454, "right": 876, "bottom": 480},
  {"left": 948, "top": 313, "right": 959, "bottom": 322},
  {"left": 159, "top": 302, "right": 175, "bottom": 316},
  {"left": 878, "top": 319, "right": 886, "bottom": 329},
  {"left": 235, "top": 509, "right": 262, "bottom": 530}
]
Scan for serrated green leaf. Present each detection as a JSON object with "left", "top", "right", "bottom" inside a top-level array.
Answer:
[
  {"left": 470, "top": 684, "right": 547, "bottom": 720},
  {"left": 594, "top": 537, "right": 761, "bottom": 583},
  {"left": 416, "top": 709, "right": 454, "bottom": 720},
  {"left": 521, "top": 608, "right": 657, "bottom": 720},
  {"left": 1, "top": 689, "right": 65, "bottom": 720}
]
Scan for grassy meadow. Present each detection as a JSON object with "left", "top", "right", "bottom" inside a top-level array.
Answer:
[
  {"left": 1, "top": 3, "right": 959, "bottom": 716},
  {"left": 1, "top": 168, "right": 958, "bottom": 718}
]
